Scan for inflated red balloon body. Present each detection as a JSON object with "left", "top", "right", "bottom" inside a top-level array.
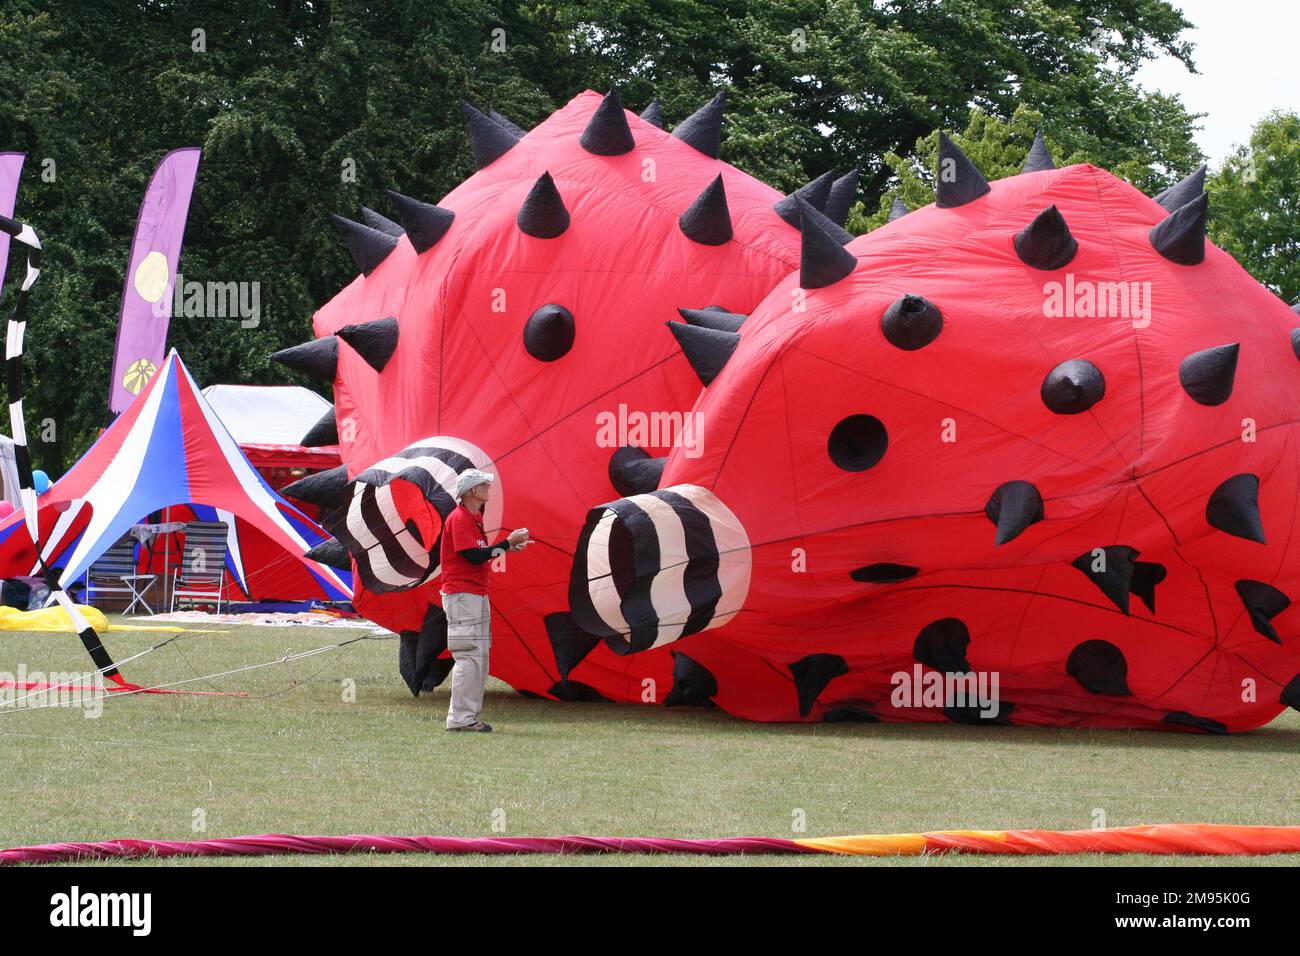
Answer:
[
  {"left": 574, "top": 161, "right": 1300, "bottom": 730},
  {"left": 310, "top": 91, "right": 802, "bottom": 702}
]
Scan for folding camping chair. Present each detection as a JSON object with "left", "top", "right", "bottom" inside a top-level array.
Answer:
[
  {"left": 170, "top": 521, "right": 231, "bottom": 612},
  {"left": 82, "top": 535, "right": 158, "bottom": 615}
]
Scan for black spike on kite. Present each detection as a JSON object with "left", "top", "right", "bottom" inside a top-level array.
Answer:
[
  {"left": 666, "top": 321, "right": 740, "bottom": 386},
  {"left": 1014, "top": 204, "right": 1078, "bottom": 270},
  {"left": 580, "top": 89, "right": 635, "bottom": 155},
  {"left": 328, "top": 213, "right": 399, "bottom": 276},
  {"left": 361, "top": 206, "right": 403, "bottom": 237},
  {"left": 517, "top": 171, "right": 570, "bottom": 239},
  {"left": 1021, "top": 131, "right": 1056, "bottom": 173},
  {"left": 887, "top": 197, "right": 910, "bottom": 222},
  {"left": 304, "top": 537, "right": 352, "bottom": 572},
  {"left": 639, "top": 98, "right": 664, "bottom": 128},
  {"left": 271, "top": 336, "right": 338, "bottom": 382},
  {"left": 463, "top": 101, "right": 521, "bottom": 169},
  {"left": 301, "top": 407, "right": 339, "bottom": 448},
  {"left": 282, "top": 464, "right": 350, "bottom": 508},
  {"left": 1154, "top": 164, "right": 1207, "bottom": 213},
  {"left": 386, "top": 190, "right": 454, "bottom": 253},
  {"left": 1179, "top": 343, "right": 1239, "bottom": 406},
  {"left": 936, "top": 132, "right": 991, "bottom": 208},
  {"left": 773, "top": 170, "right": 837, "bottom": 228},
  {"left": 672, "top": 90, "right": 726, "bottom": 158},
  {"left": 338, "top": 316, "right": 400, "bottom": 373},
  {"left": 985, "top": 480, "right": 1045, "bottom": 545},
  {"left": 678, "top": 174, "right": 733, "bottom": 245},
  {"left": 676, "top": 306, "right": 746, "bottom": 333},
  {"left": 796, "top": 195, "right": 856, "bottom": 288},
  {"left": 1149, "top": 193, "right": 1208, "bottom": 265},
  {"left": 824, "top": 169, "right": 859, "bottom": 227}
]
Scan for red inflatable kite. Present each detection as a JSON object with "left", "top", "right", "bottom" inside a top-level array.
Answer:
[{"left": 573, "top": 134, "right": 1300, "bottom": 731}]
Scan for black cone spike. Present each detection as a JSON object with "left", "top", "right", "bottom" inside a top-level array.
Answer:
[
  {"left": 678, "top": 174, "right": 733, "bottom": 245},
  {"left": 463, "top": 101, "right": 521, "bottom": 169},
  {"left": 664, "top": 652, "right": 718, "bottom": 707},
  {"left": 544, "top": 612, "right": 602, "bottom": 681},
  {"left": 1021, "top": 131, "right": 1055, "bottom": 173},
  {"left": 773, "top": 170, "right": 836, "bottom": 228},
  {"left": 936, "top": 132, "right": 991, "bottom": 208},
  {"left": 580, "top": 89, "right": 635, "bottom": 155},
  {"left": 328, "top": 213, "right": 399, "bottom": 276},
  {"left": 608, "top": 445, "right": 666, "bottom": 496},
  {"left": 271, "top": 336, "right": 338, "bottom": 382},
  {"left": 517, "top": 171, "right": 570, "bottom": 239},
  {"left": 671, "top": 89, "right": 726, "bottom": 158},
  {"left": 824, "top": 169, "right": 859, "bottom": 227},
  {"left": 303, "top": 537, "right": 352, "bottom": 572},
  {"left": 1070, "top": 546, "right": 1138, "bottom": 614},
  {"left": 386, "top": 190, "right": 454, "bottom": 253},
  {"left": 1292, "top": 328, "right": 1300, "bottom": 361},
  {"left": 1178, "top": 343, "right": 1239, "bottom": 406},
  {"left": 881, "top": 295, "right": 943, "bottom": 351},
  {"left": 1066, "top": 640, "right": 1132, "bottom": 695},
  {"left": 913, "top": 618, "right": 972, "bottom": 673},
  {"left": 1154, "top": 164, "right": 1207, "bottom": 212},
  {"left": 1235, "top": 580, "right": 1291, "bottom": 643},
  {"left": 399, "top": 605, "right": 451, "bottom": 696},
  {"left": 301, "top": 407, "right": 338, "bottom": 447},
  {"left": 488, "top": 109, "right": 526, "bottom": 138},
  {"left": 985, "top": 480, "right": 1045, "bottom": 545},
  {"left": 797, "top": 195, "right": 854, "bottom": 246},
  {"left": 887, "top": 197, "right": 910, "bottom": 222},
  {"left": 639, "top": 98, "right": 664, "bottom": 129},
  {"left": 361, "top": 206, "right": 403, "bottom": 237},
  {"left": 796, "top": 196, "right": 857, "bottom": 288},
  {"left": 677, "top": 306, "right": 746, "bottom": 333},
  {"left": 1206, "top": 473, "right": 1265, "bottom": 543},
  {"left": 789, "top": 653, "right": 849, "bottom": 718},
  {"left": 338, "top": 316, "right": 399, "bottom": 372},
  {"left": 1014, "top": 204, "right": 1078, "bottom": 270},
  {"left": 666, "top": 321, "right": 740, "bottom": 386},
  {"left": 1149, "top": 193, "right": 1208, "bottom": 265},
  {"left": 523, "top": 303, "right": 576, "bottom": 362},
  {"left": 282, "top": 464, "right": 350, "bottom": 507}
]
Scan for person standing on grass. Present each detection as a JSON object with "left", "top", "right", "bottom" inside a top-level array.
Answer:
[{"left": 441, "top": 469, "right": 531, "bottom": 733}]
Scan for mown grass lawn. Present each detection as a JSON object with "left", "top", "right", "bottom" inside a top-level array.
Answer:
[{"left": 1, "top": 617, "right": 1296, "bottom": 866}]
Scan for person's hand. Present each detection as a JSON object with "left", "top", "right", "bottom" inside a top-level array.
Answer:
[{"left": 507, "top": 528, "right": 530, "bottom": 549}]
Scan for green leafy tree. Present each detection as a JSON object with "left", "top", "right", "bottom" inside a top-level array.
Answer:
[
  {"left": 0, "top": 0, "right": 1206, "bottom": 471},
  {"left": 1208, "top": 111, "right": 1300, "bottom": 304}
]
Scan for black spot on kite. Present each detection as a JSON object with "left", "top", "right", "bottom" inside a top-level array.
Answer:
[
  {"left": 398, "top": 605, "right": 450, "bottom": 697},
  {"left": 850, "top": 563, "right": 919, "bottom": 583},
  {"left": 1162, "top": 711, "right": 1228, "bottom": 735},
  {"left": 1234, "top": 580, "right": 1290, "bottom": 643},
  {"left": 1070, "top": 545, "right": 1138, "bottom": 614},
  {"left": 664, "top": 652, "right": 718, "bottom": 707},
  {"left": 828, "top": 414, "right": 888, "bottom": 472},
  {"left": 1130, "top": 561, "right": 1167, "bottom": 614},
  {"left": 1065, "top": 639, "right": 1132, "bottom": 695},
  {"left": 823, "top": 705, "right": 879, "bottom": 723},
  {"left": 945, "top": 702, "right": 1013, "bottom": 725},
  {"left": 789, "top": 653, "right": 849, "bottom": 718},
  {"left": 608, "top": 445, "right": 665, "bottom": 497},
  {"left": 913, "top": 618, "right": 971, "bottom": 673},
  {"left": 548, "top": 680, "right": 610, "bottom": 702},
  {"left": 544, "top": 612, "right": 602, "bottom": 681},
  {"left": 1282, "top": 674, "right": 1300, "bottom": 712}
]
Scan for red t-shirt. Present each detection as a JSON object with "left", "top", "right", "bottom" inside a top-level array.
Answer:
[{"left": 439, "top": 504, "right": 493, "bottom": 595}]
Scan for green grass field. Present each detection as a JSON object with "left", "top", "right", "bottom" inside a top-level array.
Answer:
[{"left": 1, "top": 617, "right": 1296, "bottom": 866}]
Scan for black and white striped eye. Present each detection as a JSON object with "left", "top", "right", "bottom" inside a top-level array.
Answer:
[{"left": 827, "top": 414, "right": 888, "bottom": 471}]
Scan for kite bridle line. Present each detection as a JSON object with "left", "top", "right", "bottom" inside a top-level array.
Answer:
[{"left": 0, "top": 213, "right": 130, "bottom": 685}]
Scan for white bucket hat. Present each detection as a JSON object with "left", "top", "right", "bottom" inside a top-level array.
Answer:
[{"left": 455, "top": 468, "right": 495, "bottom": 501}]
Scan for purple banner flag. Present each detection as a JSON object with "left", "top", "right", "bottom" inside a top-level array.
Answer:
[
  {"left": 109, "top": 147, "right": 201, "bottom": 413},
  {"left": 0, "top": 153, "right": 25, "bottom": 291}
]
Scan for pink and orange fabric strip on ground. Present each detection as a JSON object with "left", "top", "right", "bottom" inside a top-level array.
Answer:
[{"left": 4, "top": 824, "right": 1299, "bottom": 864}]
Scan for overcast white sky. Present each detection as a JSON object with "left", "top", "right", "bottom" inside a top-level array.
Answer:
[{"left": 1134, "top": 0, "right": 1299, "bottom": 165}]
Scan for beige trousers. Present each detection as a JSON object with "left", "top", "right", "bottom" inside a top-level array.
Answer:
[{"left": 443, "top": 591, "right": 491, "bottom": 728}]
